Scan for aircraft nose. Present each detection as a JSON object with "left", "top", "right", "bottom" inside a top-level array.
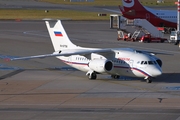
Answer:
[{"left": 152, "top": 67, "right": 162, "bottom": 77}]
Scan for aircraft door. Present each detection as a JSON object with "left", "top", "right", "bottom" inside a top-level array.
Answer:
[
  {"left": 136, "top": 61, "right": 148, "bottom": 69},
  {"left": 68, "top": 56, "right": 72, "bottom": 65},
  {"left": 140, "top": 61, "right": 148, "bottom": 68},
  {"left": 128, "top": 60, "right": 134, "bottom": 68}
]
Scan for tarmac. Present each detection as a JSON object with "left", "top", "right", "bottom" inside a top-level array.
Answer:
[{"left": 0, "top": 20, "right": 180, "bottom": 120}]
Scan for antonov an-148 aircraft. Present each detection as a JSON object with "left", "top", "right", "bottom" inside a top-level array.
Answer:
[{"left": 10, "top": 20, "right": 163, "bottom": 83}]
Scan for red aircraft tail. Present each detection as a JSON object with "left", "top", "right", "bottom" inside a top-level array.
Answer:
[
  {"left": 122, "top": 0, "right": 146, "bottom": 12},
  {"left": 120, "top": 0, "right": 177, "bottom": 28},
  {"left": 120, "top": 0, "right": 148, "bottom": 19}
]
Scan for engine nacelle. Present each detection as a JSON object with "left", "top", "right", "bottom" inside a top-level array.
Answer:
[{"left": 88, "top": 59, "right": 113, "bottom": 73}]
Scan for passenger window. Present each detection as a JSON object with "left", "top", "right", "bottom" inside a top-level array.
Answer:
[
  {"left": 144, "top": 61, "right": 147, "bottom": 64},
  {"left": 141, "top": 61, "right": 144, "bottom": 64}
]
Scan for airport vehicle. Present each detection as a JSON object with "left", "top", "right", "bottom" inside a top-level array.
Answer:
[
  {"left": 117, "top": 31, "right": 134, "bottom": 41},
  {"left": 119, "top": 0, "right": 177, "bottom": 31},
  {"left": 8, "top": 20, "right": 163, "bottom": 83},
  {"left": 169, "top": 31, "right": 178, "bottom": 43},
  {"left": 140, "top": 34, "right": 167, "bottom": 43}
]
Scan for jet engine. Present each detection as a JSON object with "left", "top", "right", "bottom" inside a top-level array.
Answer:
[{"left": 88, "top": 59, "right": 113, "bottom": 73}]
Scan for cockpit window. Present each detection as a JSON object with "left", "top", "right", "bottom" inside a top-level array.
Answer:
[
  {"left": 148, "top": 61, "right": 154, "bottom": 65},
  {"left": 140, "top": 61, "right": 157, "bottom": 65}
]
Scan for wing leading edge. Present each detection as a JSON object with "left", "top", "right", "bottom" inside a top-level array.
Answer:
[{"left": 8, "top": 48, "right": 113, "bottom": 61}]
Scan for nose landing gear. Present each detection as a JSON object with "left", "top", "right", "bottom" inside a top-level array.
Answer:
[{"left": 145, "top": 76, "right": 152, "bottom": 83}]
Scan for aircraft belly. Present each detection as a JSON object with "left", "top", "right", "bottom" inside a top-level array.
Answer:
[
  {"left": 113, "top": 66, "right": 136, "bottom": 77},
  {"left": 131, "top": 68, "right": 149, "bottom": 78},
  {"left": 70, "top": 63, "right": 90, "bottom": 72}
]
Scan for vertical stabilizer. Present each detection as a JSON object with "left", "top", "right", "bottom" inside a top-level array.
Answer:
[
  {"left": 122, "top": 0, "right": 145, "bottom": 12},
  {"left": 45, "top": 20, "right": 77, "bottom": 51}
]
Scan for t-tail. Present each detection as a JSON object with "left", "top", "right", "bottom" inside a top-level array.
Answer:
[{"left": 45, "top": 20, "right": 77, "bottom": 51}]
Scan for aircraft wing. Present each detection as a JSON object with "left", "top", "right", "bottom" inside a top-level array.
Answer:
[
  {"left": 7, "top": 48, "right": 113, "bottom": 61},
  {"left": 103, "top": 8, "right": 120, "bottom": 13},
  {"left": 103, "top": 6, "right": 124, "bottom": 14},
  {"left": 137, "top": 50, "right": 173, "bottom": 55}
]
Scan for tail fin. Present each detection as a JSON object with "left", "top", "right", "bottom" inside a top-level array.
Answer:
[
  {"left": 122, "top": 0, "right": 146, "bottom": 12},
  {"left": 45, "top": 20, "right": 77, "bottom": 51}
]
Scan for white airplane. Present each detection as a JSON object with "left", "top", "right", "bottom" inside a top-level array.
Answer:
[
  {"left": 120, "top": 0, "right": 177, "bottom": 29},
  {"left": 9, "top": 20, "right": 162, "bottom": 83}
]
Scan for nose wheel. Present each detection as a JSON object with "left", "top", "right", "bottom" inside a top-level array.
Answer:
[
  {"left": 145, "top": 77, "right": 152, "bottom": 83},
  {"left": 146, "top": 79, "right": 152, "bottom": 83}
]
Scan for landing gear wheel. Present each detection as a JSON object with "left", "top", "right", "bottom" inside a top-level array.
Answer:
[
  {"left": 111, "top": 75, "right": 120, "bottom": 79},
  {"left": 146, "top": 79, "right": 152, "bottom": 83},
  {"left": 88, "top": 72, "right": 97, "bottom": 80}
]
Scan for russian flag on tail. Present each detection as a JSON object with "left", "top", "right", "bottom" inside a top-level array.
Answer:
[{"left": 54, "top": 31, "right": 63, "bottom": 36}]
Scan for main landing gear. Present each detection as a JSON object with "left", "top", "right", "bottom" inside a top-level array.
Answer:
[
  {"left": 86, "top": 71, "right": 120, "bottom": 80},
  {"left": 86, "top": 71, "right": 97, "bottom": 80},
  {"left": 111, "top": 75, "right": 120, "bottom": 79}
]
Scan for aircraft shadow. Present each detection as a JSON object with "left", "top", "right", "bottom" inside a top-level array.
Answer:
[
  {"left": 0, "top": 68, "right": 179, "bottom": 84},
  {"left": 0, "top": 67, "right": 78, "bottom": 80},
  {"left": 0, "top": 70, "right": 24, "bottom": 80},
  {"left": 154, "top": 73, "right": 180, "bottom": 83},
  {"left": 116, "top": 73, "right": 180, "bottom": 83}
]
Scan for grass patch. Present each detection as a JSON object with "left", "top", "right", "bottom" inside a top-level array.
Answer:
[
  {"left": 0, "top": 9, "right": 110, "bottom": 20},
  {"left": 40, "top": 0, "right": 122, "bottom": 6},
  {"left": 40, "top": 0, "right": 176, "bottom": 6},
  {"left": 0, "top": 0, "right": 176, "bottom": 21},
  {"left": 139, "top": 0, "right": 177, "bottom": 6}
]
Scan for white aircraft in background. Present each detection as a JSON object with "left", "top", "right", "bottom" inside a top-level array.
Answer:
[
  {"left": 120, "top": 0, "right": 177, "bottom": 30},
  {"left": 9, "top": 20, "right": 162, "bottom": 83}
]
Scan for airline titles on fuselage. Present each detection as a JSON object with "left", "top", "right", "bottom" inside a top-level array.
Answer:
[{"left": 60, "top": 45, "right": 68, "bottom": 48}]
